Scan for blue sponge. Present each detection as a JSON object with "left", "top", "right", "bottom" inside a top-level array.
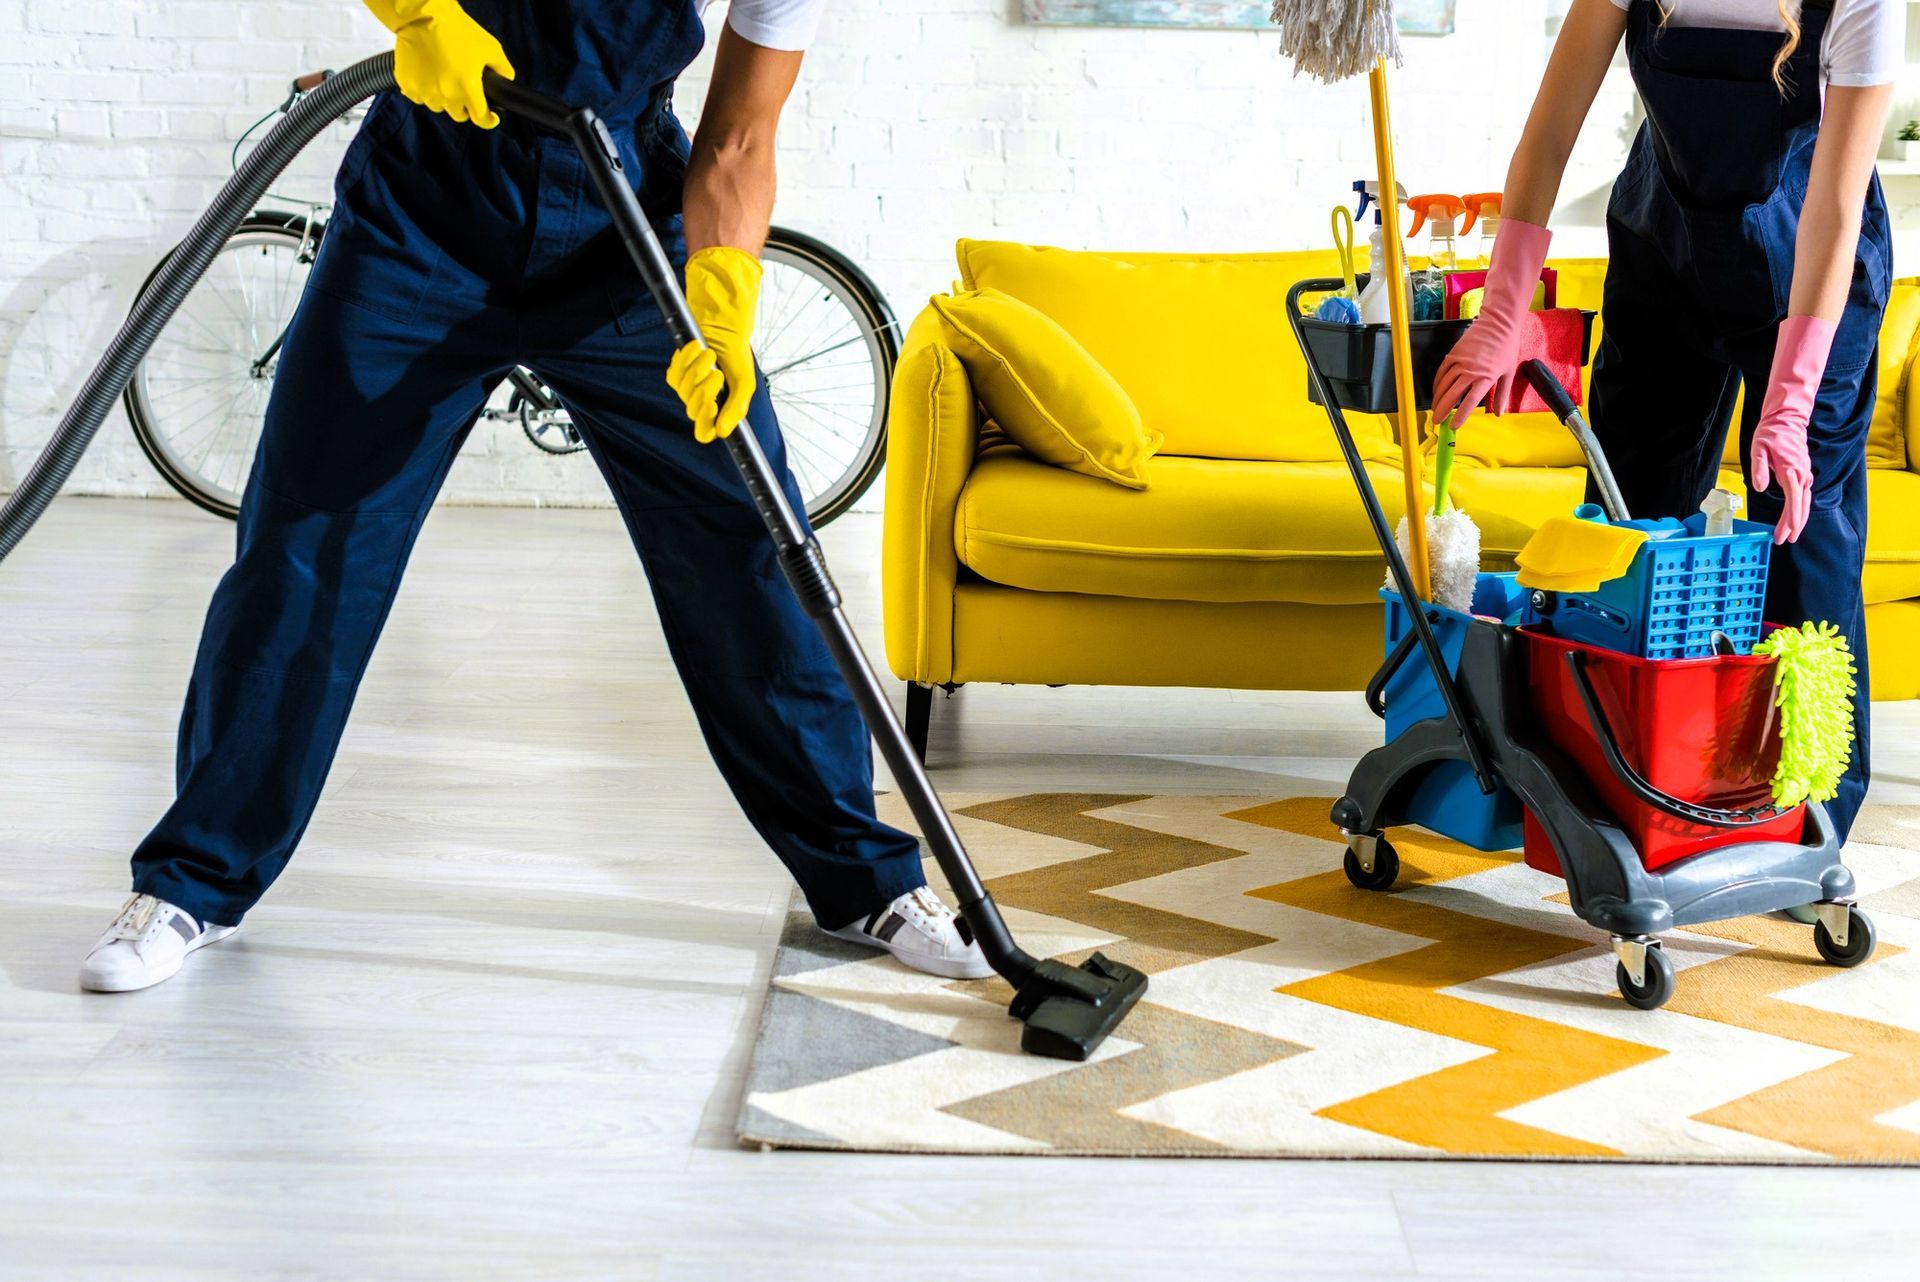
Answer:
[{"left": 1314, "top": 294, "right": 1362, "bottom": 324}]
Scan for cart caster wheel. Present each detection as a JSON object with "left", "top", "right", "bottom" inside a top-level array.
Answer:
[
  {"left": 1814, "top": 906, "right": 1876, "bottom": 968},
  {"left": 1616, "top": 944, "right": 1675, "bottom": 1010},
  {"left": 1342, "top": 834, "right": 1399, "bottom": 892}
]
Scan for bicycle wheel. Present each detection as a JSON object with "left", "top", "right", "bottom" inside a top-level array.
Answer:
[
  {"left": 758, "top": 227, "right": 897, "bottom": 527},
  {"left": 124, "top": 212, "right": 319, "bottom": 518}
]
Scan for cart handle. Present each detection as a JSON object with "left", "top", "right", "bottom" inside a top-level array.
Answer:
[{"left": 1563, "top": 649, "right": 1791, "bottom": 829}]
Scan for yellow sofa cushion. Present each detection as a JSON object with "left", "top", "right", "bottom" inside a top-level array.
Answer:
[
  {"left": 952, "top": 447, "right": 1908, "bottom": 612},
  {"left": 955, "top": 239, "right": 1398, "bottom": 465},
  {"left": 955, "top": 447, "right": 1416, "bottom": 606},
  {"left": 1866, "top": 468, "right": 1920, "bottom": 605},
  {"left": 1865, "top": 280, "right": 1919, "bottom": 470},
  {"left": 929, "top": 289, "right": 1160, "bottom": 489}
]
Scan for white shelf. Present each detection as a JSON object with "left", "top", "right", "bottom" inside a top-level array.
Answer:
[{"left": 1878, "top": 158, "right": 1920, "bottom": 176}]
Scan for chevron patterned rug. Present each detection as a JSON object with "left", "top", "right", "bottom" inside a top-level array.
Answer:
[{"left": 737, "top": 793, "right": 1920, "bottom": 1162}]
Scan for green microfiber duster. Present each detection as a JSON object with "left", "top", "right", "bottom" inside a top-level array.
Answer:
[{"left": 1752, "top": 621, "right": 1858, "bottom": 808}]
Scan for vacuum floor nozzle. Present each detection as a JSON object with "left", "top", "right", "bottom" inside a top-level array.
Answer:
[{"left": 1009, "top": 953, "right": 1149, "bottom": 1061}]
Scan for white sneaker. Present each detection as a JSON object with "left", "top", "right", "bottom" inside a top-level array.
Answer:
[
  {"left": 80, "top": 894, "right": 238, "bottom": 993},
  {"left": 828, "top": 886, "right": 995, "bottom": 980}
]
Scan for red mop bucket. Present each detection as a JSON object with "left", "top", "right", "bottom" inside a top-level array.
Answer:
[{"left": 1519, "top": 626, "right": 1804, "bottom": 873}]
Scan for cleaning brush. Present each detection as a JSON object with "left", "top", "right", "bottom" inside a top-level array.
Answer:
[
  {"left": 1390, "top": 411, "right": 1480, "bottom": 613},
  {"left": 1271, "top": 0, "right": 1403, "bottom": 84}
]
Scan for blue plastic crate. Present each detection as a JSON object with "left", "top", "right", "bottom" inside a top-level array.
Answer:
[
  {"left": 1535, "top": 508, "right": 1772, "bottom": 660},
  {"left": 1379, "top": 573, "right": 1528, "bottom": 851}
]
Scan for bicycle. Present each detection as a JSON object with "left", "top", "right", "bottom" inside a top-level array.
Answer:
[{"left": 123, "top": 72, "right": 898, "bottom": 527}]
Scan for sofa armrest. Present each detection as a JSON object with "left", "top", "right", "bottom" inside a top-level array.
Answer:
[
  {"left": 1907, "top": 320, "right": 1920, "bottom": 476},
  {"left": 883, "top": 305, "right": 980, "bottom": 685}
]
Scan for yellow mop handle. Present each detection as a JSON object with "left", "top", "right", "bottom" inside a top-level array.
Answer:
[{"left": 1367, "top": 56, "right": 1431, "bottom": 602}]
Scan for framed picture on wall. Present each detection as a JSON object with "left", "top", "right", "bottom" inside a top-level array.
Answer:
[{"left": 1022, "top": 0, "right": 1457, "bottom": 34}]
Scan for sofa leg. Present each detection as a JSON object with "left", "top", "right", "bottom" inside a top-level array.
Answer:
[{"left": 905, "top": 682, "right": 933, "bottom": 763}]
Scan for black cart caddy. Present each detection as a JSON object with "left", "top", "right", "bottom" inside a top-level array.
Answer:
[{"left": 1286, "top": 277, "right": 1872, "bottom": 1011}]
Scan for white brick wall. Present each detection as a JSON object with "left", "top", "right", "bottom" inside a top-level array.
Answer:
[{"left": 2, "top": 2, "right": 1908, "bottom": 509}]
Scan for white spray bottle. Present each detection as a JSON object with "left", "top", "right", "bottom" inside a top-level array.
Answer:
[
  {"left": 1700, "top": 488, "right": 1742, "bottom": 536},
  {"left": 1353, "top": 179, "right": 1410, "bottom": 326}
]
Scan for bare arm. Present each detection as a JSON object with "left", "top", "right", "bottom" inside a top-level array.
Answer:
[
  {"left": 1790, "top": 82, "right": 1893, "bottom": 321},
  {"left": 682, "top": 25, "right": 801, "bottom": 257},
  {"left": 1501, "top": 0, "right": 1628, "bottom": 226}
]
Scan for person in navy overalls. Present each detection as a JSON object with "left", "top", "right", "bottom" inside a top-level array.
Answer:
[
  {"left": 1435, "top": 0, "right": 1894, "bottom": 847},
  {"left": 81, "top": 0, "right": 992, "bottom": 992}
]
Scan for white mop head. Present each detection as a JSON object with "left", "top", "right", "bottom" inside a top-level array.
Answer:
[
  {"left": 1270, "top": 0, "right": 1403, "bottom": 84},
  {"left": 1390, "top": 508, "right": 1481, "bottom": 615}
]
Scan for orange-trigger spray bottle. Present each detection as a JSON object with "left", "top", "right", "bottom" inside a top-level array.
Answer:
[
  {"left": 1462, "top": 192, "right": 1503, "bottom": 268},
  {"left": 1405, "top": 193, "right": 1471, "bottom": 272}
]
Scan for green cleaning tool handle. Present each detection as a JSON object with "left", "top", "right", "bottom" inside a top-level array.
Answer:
[{"left": 1431, "top": 412, "right": 1459, "bottom": 514}]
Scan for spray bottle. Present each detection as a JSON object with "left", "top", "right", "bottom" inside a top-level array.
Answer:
[
  {"left": 1352, "top": 179, "right": 1409, "bottom": 326},
  {"left": 1462, "top": 191, "right": 1503, "bottom": 269},
  {"left": 1405, "top": 193, "right": 1468, "bottom": 320},
  {"left": 1455, "top": 190, "right": 1547, "bottom": 318},
  {"left": 1700, "top": 488, "right": 1742, "bottom": 537},
  {"left": 1406, "top": 193, "right": 1470, "bottom": 272}
]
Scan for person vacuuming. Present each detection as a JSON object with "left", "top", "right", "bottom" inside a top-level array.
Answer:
[
  {"left": 79, "top": 0, "right": 993, "bottom": 992},
  {"left": 1433, "top": 0, "right": 1897, "bottom": 847}
]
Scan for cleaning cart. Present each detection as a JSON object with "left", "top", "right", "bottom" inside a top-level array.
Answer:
[{"left": 1286, "top": 278, "right": 1873, "bottom": 1010}]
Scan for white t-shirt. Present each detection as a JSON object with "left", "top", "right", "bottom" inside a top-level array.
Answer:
[
  {"left": 709, "top": 0, "right": 827, "bottom": 53},
  {"left": 1606, "top": 0, "right": 1904, "bottom": 86}
]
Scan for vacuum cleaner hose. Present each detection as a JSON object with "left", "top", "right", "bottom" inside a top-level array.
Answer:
[{"left": 0, "top": 54, "right": 397, "bottom": 564}]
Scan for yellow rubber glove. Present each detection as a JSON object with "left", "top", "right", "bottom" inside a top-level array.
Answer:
[
  {"left": 362, "top": 0, "right": 514, "bottom": 128},
  {"left": 668, "top": 247, "right": 763, "bottom": 444}
]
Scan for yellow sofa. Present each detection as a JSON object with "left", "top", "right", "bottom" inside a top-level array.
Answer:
[{"left": 883, "top": 240, "right": 1920, "bottom": 753}]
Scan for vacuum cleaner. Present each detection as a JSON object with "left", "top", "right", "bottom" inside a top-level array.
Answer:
[{"left": 0, "top": 55, "right": 1146, "bottom": 1061}]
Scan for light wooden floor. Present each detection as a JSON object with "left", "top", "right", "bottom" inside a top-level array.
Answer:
[{"left": 4, "top": 498, "right": 1919, "bottom": 1281}]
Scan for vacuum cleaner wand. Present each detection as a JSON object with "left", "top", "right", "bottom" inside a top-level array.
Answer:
[
  {"left": 486, "top": 71, "right": 1148, "bottom": 1061},
  {"left": 1520, "top": 358, "right": 1630, "bottom": 523}
]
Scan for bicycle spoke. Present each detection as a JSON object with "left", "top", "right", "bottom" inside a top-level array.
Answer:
[
  {"left": 757, "top": 282, "right": 831, "bottom": 355},
  {"left": 773, "top": 399, "right": 868, "bottom": 465},
  {"left": 763, "top": 349, "right": 874, "bottom": 379},
  {"left": 757, "top": 266, "right": 812, "bottom": 348},
  {"left": 762, "top": 297, "right": 841, "bottom": 370},
  {"left": 230, "top": 254, "right": 261, "bottom": 355}
]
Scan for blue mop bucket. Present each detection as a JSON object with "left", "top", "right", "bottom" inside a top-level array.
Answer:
[{"left": 1378, "top": 573, "right": 1530, "bottom": 850}]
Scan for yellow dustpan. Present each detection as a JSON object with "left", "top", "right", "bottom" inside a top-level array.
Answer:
[{"left": 1515, "top": 515, "right": 1648, "bottom": 593}]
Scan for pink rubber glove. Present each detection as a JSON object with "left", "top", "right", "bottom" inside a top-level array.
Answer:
[
  {"left": 1431, "top": 217, "right": 1553, "bottom": 429},
  {"left": 1750, "top": 315, "right": 1833, "bottom": 545}
]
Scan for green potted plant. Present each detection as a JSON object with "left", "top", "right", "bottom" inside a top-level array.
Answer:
[{"left": 1897, "top": 120, "right": 1920, "bottom": 165}]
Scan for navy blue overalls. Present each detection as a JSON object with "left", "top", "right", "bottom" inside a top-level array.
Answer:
[
  {"left": 1590, "top": 0, "right": 1890, "bottom": 841},
  {"left": 129, "top": 1, "right": 926, "bottom": 929}
]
